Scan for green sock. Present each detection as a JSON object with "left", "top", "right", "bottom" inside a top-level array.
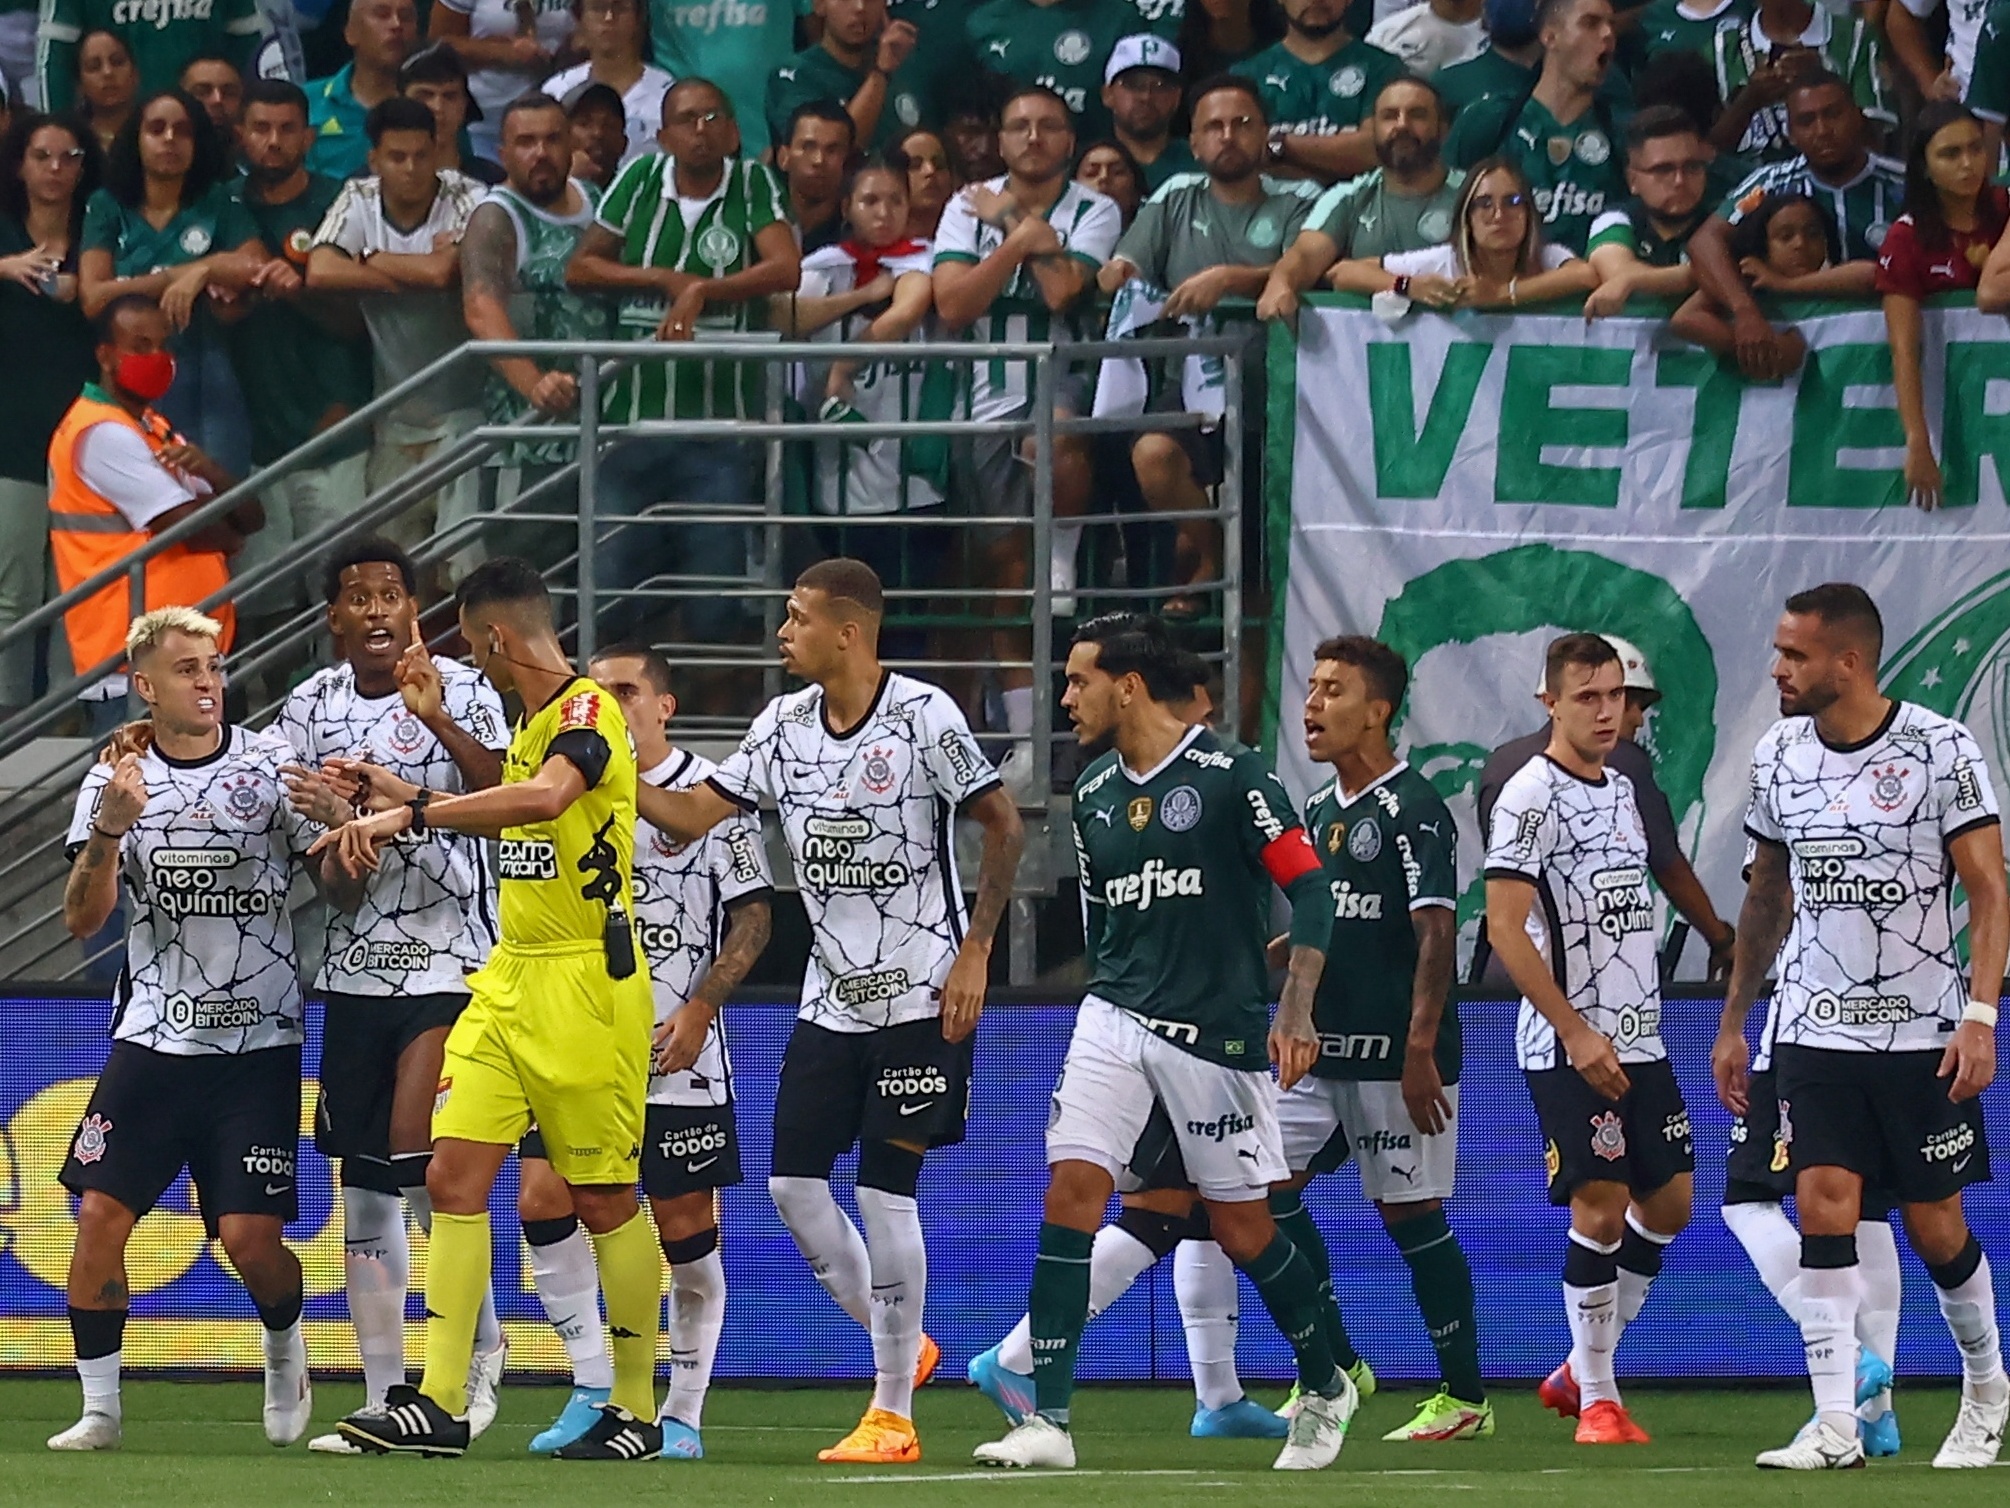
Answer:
[
  {"left": 1268, "top": 1189, "right": 1358, "bottom": 1371},
  {"left": 1029, "top": 1222, "right": 1094, "bottom": 1424},
  {"left": 1240, "top": 1230, "right": 1341, "bottom": 1396},
  {"left": 1390, "top": 1207, "right": 1485, "bottom": 1405}
]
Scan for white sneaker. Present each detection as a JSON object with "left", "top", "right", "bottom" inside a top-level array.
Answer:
[
  {"left": 973, "top": 1415, "right": 1077, "bottom": 1469},
  {"left": 1050, "top": 547, "right": 1079, "bottom": 618},
  {"left": 1756, "top": 1417, "right": 1865, "bottom": 1470},
  {"left": 262, "top": 1344, "right": 312, "bottom": 1446},
  {"left": 1273, "top": 1369, "right": 1358, "bottom": 1471},
  {"left": 48, "top": 1412, "right": 121, "bottom": 1451},
  {"left": 467, "top": 1338, "right": 508, "bottom": 1441},
  {"left": 1933, "top": 1380, "right": 2008, "bottom": 1468},
  {"left": 308, "top": 1429, "right": 367, "bottom": 1455}
]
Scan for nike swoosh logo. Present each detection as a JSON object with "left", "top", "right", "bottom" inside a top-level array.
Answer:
[
  {"left": 685, "top": 1157, "right": 719, "bottom": 1173},
  {"left": 1953, "top": 1155, "right": 1972, "bottom": 1172},
  {"left": 898, "top": 1101, "right": 935, "bottom": 1116},
  {"left": 266, "top": 1182, "right": 293, "bottom": 1196}
]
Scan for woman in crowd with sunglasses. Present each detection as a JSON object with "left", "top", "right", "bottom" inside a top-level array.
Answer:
[
  {"left": 0, "top": 112, "right": 100, "bottom": 713},
  {"left": 78, "top": 88, "right": 264, "bottom": 478},
  {"left": 1881, "top": 101, "right": 2008, "bottom": 510},
  {"left": 1327, "top": 155, "right": 1594, "bottom": 309}
]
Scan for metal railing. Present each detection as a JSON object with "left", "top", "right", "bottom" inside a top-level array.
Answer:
[{"left": 0, "top": 326, "right": 1259, "bottom": 983}]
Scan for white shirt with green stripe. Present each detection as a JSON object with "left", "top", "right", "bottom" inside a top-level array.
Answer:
[
  {"left": 594, "top": 152, "right": 792, "bottom": 423},
  {"left": 1720, "top": 151, "right": 1904, "bottom": 260},
  {"left": 1712, "top": 9, "right": 1892, "bottom": 160},
  {"left": 932, "top": 177, "right": 1123, "bottom": 422}
]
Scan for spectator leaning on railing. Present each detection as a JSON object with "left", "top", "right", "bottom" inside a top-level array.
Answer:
[
  {"left": 1258, "top": 74, "right": 1464, "bottom": 323},
  {"left": 779, "top": 99, "right": 857, "bottom": 255},
  {"left": 1099, "top": 74, "right": 1312, "bottom": 616},
  {"left": 1685, "top": 71, "right": 1900, "bottom": 379},
  {"left": 47, "top": 295, "right": 263, "bottom": 732},
  {"left": 1444, "top": 0, "right": 1627, "bottom": 256},
  {"left": 1582, "top": 104, "right": 1713, "bottom": 315},
  {"left": 79, "top": 88, "right": 264, "bottom": 481},
  {"left": 545, "top": 0, "right": 676, "bottom": 168},
  {"left": 564, "top": 76, "right": 799, "bottom": 657},
  {"left": 307, "top": 0, "right": 422, "bottom": 181},
  {"left": 767, "top": 0, "right": 924, "bottom": 157},
  {"left": 1669, "top": 189, "right": 1834, "bottom": 372},
  {"left": 1102, "top": 34, "right": 1195, "bottom": 191},
  {"left": 1234, "top": 0, "right": 1406, "bottom": 182},
  {"left": 307, "top": 95, "right": 488, "bottom": 570},
  {"left": 1878, "top": 103, "right": 2007, "bottom": 513},
  {"left": 1327, "top": 153, "right": 1596, "bottom": 309},
  {"left": 0, "top": 111, "right": 97, "bottom": 714}
]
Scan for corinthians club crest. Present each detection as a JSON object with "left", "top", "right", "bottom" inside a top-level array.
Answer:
[
  {"left": 1868, "top": 763, "right": 1910, "bottom": 812},
  {"left": 861, "top": 745, "right": 895, "bottom": 795}
]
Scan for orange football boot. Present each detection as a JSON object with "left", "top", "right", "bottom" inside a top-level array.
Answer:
[{"left": 818, "top": 1407, "right": 922, "bottom": 1465}]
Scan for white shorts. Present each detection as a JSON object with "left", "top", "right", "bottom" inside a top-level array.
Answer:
[
  {"left": 1276, "top": 1076, "right": 1460, "bottom": 1205},
  {"left": 1047, "top": 996, "right": 1288, "bottom": 1203}
]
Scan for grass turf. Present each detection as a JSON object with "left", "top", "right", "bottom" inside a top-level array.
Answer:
[{"left": 5, "top": 1378, "right": 2004, "bottom": 1506}]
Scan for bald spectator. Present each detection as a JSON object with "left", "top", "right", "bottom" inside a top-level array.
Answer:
[{"left": 306, "top": 0, "right": 421, "bottom": 181}]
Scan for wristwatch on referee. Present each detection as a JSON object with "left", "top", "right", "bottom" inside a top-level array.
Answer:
[{"left": 406, "top": 788, "right": 433, "bottom": 836}]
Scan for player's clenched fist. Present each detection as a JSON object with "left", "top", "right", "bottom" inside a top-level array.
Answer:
[{"left": 96, "top": 753, "right": 147, "bottom": 835}]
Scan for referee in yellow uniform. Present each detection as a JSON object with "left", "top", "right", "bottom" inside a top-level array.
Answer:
[{"left": 314, "top": 559, "right": 663, "bottom": 1459}]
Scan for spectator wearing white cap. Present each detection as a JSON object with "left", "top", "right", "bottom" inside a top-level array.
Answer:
[
  {"left": 1364, "top": 0, "right": 1485, "bottom": 77},
  {"left": 1476, "top": 633, "right": 1738, "bottom": 981},
  {"left": 1102, "top": 34, "right": 1196, "bottom": 191}
]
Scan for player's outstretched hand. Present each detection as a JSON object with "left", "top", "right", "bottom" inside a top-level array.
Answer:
[
  {"left": 97, "top": 719, "right": 154, "bottom": 766},
  {"left": 939, "top": 942, "right": 988, "bottom": 1042},
  {"left": 654, "top": 1005, "right": 711, "bottom": 1076},
  {"left": 282, "top": 764, "right": 354, "bottom": 828},
  {"left": 97, "top": 753, "right": 147, "bottom": 834},
  {"left": 323, "top": 757, "right": 419, "bottom": 813},
  {"left": 308, "top": 805, "right": 411, "bottom": 876},
  {"left": 1401, "top": 1048, "right": 1451, "bottom": 1136},
  {"left": 1566, "top": 1027, "right": 1630, "bottom": 1101},
  {"left": 395, "top": 620, "right": 445, "bottom": 722},
  {"left": 1270, "top": 1017, "right": 1319, "bottom": 1093},
  {"left": 1939, "top": 1020, "right": 1996, "bottom": 1103},
  {"left": 1711, "top": 1026, "right": 1751, "bottom": 1116}
]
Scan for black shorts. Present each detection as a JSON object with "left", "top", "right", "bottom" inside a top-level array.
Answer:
[
  {"left": 771, "top": 1016, "right": 974, "bottom": 1180},
  {"left": 1123, "top": 1099, "right": 1196, "bottom": 1194},
  {"left": 315, "top": 992, "right": 465, "bottom": 1174},
  {"left": 61, "top": 1041, "right": 302, "bottom": 1235},
  {"left": 1527, "top": 1056, "right": 1693, "bottom": 1205},
  {"left": 1726, "top": 1066, "right": 1796, "bottom": 1201},
  {"left": 642, "top": 1102, "right": 743, "bottom": 1200},
  {"left": 1775, "top": 1044, "right": 1990, "bottom": 1205},
  {"left": 519, "top": 1124, "right": 548, "bottom": 1161}
]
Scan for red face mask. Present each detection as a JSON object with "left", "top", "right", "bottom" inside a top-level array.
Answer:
[{"left": 114, "top": 349, "right": 176, "bottom": 402}]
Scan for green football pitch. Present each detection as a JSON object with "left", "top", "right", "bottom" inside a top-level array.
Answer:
[{"left": 5, "top": 1379, "right": 2008, "bottom": 1506}]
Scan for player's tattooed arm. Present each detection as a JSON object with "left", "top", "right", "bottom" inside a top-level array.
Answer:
[
  {"left": 1271, "top": 943, "right": 1326, "bottom": 1092},
  {"left": 940, "top": 786, "right": 1025, "bottom": 1043},
  {"left": 1944, "top": 821, "right": 2007, "bottom": 1102},
  {"left": 657, "top": 894, "right": 773, "bottom": 1075},
  {"left": 65, "top": 755, "right": 144, "bottom": 939},
  {"left": 1486, "top": 874, "right": 1631, "bottom": 1100},
  {"left": 1402, "top": 906, "right": 1457, "bottom": 1135},
  {"left": 1715, "top": 839, "right": 1793, "bottom": 1116}
]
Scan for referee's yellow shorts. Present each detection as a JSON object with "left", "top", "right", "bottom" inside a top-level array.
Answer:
[{"left": 431, "top": 939, "right": 653, "bottom": 1186}]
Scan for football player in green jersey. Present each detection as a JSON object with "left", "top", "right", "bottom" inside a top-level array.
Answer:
[
  {"left": 1276, "top": 637, "right": 1492, "bottom": 1442},
  {"left": 972, "top": 613, "right": 1355, "bottom": 1472}
]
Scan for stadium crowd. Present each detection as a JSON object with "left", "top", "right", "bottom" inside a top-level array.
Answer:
[{"left": 1, "top": 0, "right": 2008, "bottom": 741}]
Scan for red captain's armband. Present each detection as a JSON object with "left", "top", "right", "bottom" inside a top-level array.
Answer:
[{"left": 1261, "top": 828, "right": 1323, "bottom": 888}]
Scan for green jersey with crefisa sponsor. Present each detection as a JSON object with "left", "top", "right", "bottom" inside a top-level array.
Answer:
[
  {"left": 1446, "top": 92, "right": 1627, "bottom": 253},
  {"left": 1301, "top": 762, "right": 1460, "bottom": 1083},
  {"left": 1233, "top": 36, "right": 1408, "bottom": 139},
  {"left": 1075, "top": 725, "right": 1325, "bottom": 1068}
]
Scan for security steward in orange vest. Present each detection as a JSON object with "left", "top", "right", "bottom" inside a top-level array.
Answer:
[{"left": 49, "top": 295, "right": 264, "bottom": 729}]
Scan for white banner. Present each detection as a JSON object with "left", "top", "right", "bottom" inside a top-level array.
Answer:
[{"left": 1275, "top": 298, "right": 2010, "bottom": 951}]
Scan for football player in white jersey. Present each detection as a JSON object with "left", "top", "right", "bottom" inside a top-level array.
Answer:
[
  {"left": 273, "top": 539, "right": 514, "bottom": 1452},
  {"left": 1484, "top": 634, "right": 1693, "bottom": 1448},
  {"left": 514, "top": 643, "right": 774, "bottom": 1460},
  {"left": 638, "top": 556, "right": 1026, "bottom": 1465},
  {"left": 52, "top": 609, "right": 329, "bottom": 1452},
  {"left": 1716, "top": 584, "right": 2009, "bottom": 1471}
]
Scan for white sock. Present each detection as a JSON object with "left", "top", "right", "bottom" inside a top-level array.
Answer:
[
  {"left": 857, "top": 1185, "right": 927, "bottom": 1419},
  {"left": 1723, "top": 1201, "right": 1807, "bottom": 1327},
  {"left": 343, "top": 1186, "right": 409, "bottom": 1407},
  {"left": 1002, "top": 686, "right": 1033, "bottom": 735},
  {"left": 1616, "top": 1209, "right": 1675, "bottom": 1326},
  {"left": 769, "top": 1176, "right": 872, "bottom": 1329},
  {"left": 409, "top": 1184, "right": 502, "bottom": 1354},
  {"left": 78, "top": 1351, "right": 121, "bottom": 1421},
  {"left": 527, "top": 1223, "right": 614, "bottom": 1391},
  {"left": 1801, "top": 1261, "right": 1863, "bottom": 1435},
  {"left": 1052, "top": 520, "right": 1084, "bottom": 576},
  {"left": 1933, "top": 1248, "right": 2005, "bottom": 1391},
  {"left": 1566, "top": 1230, "right": 1621, "bottom": 1408},
  {"left": 1856, "top": 1218, "right": 1901, "bottom": 1416},
  {"left": 665, "top": 1249, "right": 727, "bottom": 1430},
  {"left": 1175, "top": 1239, "right": 1245, "bottom": 1412},
  {"left": 263, "top": 1317, "right": 305, "bottom": 1370}
]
